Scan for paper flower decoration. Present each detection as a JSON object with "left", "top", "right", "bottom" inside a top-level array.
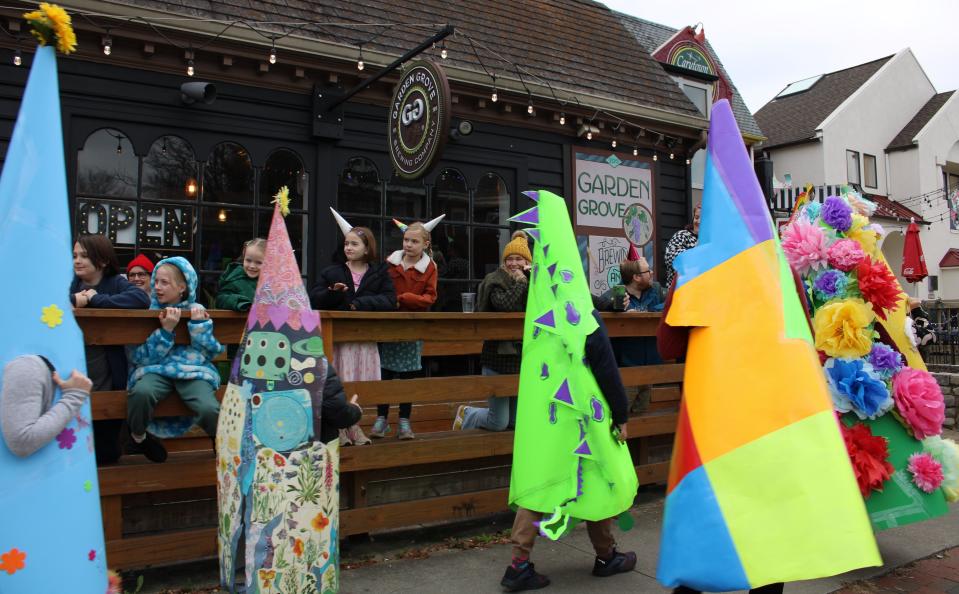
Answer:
[
  {"left": 781, "top": 218, "right": 829, "bottom": 274},
  {"left": 272, "top": 185, "right": 290, "bottom": 217},
  {"left": 813, "top": 269, "right": 848, "bottom": 301},
  {"left": 825, "top": 358, "right": 893, "bottom": 419},
  {"left": 856, "top": 256, "right": 902, "bottom": 321},
  {"left": 867, "top": 343, "right": 903, "bottom": 377},
  {"left": 892, "top": 368, "right": 945, "bottom": 439},
  {"left": 841, "top": 422, "right": 894, "bottom": 498},
  {"left": 802, "top": 201, "right": 821, "bottom": 222},
  {"left": 822, "top": 196, "right": 853, "bottom": 231},
  {"left": 826, "top": 239, "right": 865, "bottom": 272},
  {"left": 23, "top": 3, "right": 77, "bottom": 54},
  {"left": 813, "top": 298, "right": 875, "bottom": 359},
  {"left": 56, "top": 427, "right": 76, "bottom": 450},
  {"left": 922, "top": 436, "right": 959, "bottom": 502},
  {"left": 847, "top": 214, "right": 879, "bottom": 256},
  {"left": 906, "top": 452, "right": 944, "bottom": 493},
  {"left": 40, "top": 303, "right": 63, "bottom": 328},
  {"left": 0, "top": 548, "right": 26, "bottom": 575},
  {"left": 106, "top": 570, "right": 123, "bottom": 594}
]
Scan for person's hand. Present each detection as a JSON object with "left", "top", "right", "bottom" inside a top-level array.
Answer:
[
  {"left": 620, "top": 295, "right": 629, "bottom": 310},
  {"left": 73, "top": 292, "right": 89, "bottom": 308},
  {"left": 53, "top": 369, "right": 93, "bottom": 394},
  {"left": 614, "top": 423, "right": 628, "bottom": 442},
  {"left": 82, "top": 289, "right": 97, "bottom": 299},
  {"left": 349, "top": 394, "right": 362, "bottom": 412},
  {"left": 160, "top": 307, "right": 182, "bottom": 332},
  {"left": 332, "top": 282, "right": 348, "bottom": 292},
  {"left": 190, "top": 305, "right": 209, "bottom": 321}
]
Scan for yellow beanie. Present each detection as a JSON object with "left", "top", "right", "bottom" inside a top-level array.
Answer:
[{"left": 502, "top": 230, "right": 532, "bottom": 262}]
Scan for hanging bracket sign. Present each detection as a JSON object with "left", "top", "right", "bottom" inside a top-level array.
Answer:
[{"left": 388, "top": 60, "right": 451, "bottom": 180}]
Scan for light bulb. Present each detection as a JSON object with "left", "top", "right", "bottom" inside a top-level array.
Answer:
[
  {"left": 586, "top": 131, "right": 592, "bottom": 140},
  {"left": 440, "top": 47, "right": 448, "bottom": 59},
  {"left": 103, "top": 37, "right": 112, "bottom": 56},
  {"left": 559, "top": 113, "right": 565, "bottom": 125},
  {"left": 491, "top": 89, "right": 498, "bottom": 102},
  {"left": 14, "top": 49, "right": 21, "bottom": 66},
  {"left": 633, "top": 147, "right": 638, "bottom": 156},
  {"left": 357, "top": 59, "right": 364, "bottom": 71},
  {"left": 218, "top": 209, "right": 227, "bottom": 222},
  {"left": 187, "top": 60, "right": 195, "bottom": 76},
  {"left": 653, "top": 154, "right": 658, "bottom": 161},
  {"left": 670, "top": 152, "right": 675, "bottom": 160},
  {"left": 611, "top": 139, "right": 617, "bottom": 148},
  {"left": 686, "top": 158, "right": 691, "bottom": 165},
  {"left": 269, "top": 48, "right": 276, "bottom": 64},
  {"left": 527, "top": 103, "right": 534, "bottom": 115}
]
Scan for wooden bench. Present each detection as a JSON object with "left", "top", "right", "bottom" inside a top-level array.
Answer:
[{"left": 76, "top": 310, "right": 681, "bottom": 569}]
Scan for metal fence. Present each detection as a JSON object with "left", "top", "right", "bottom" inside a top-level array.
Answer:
[{"left": 920, "top": 304, "right": 959, "bottom": 366}]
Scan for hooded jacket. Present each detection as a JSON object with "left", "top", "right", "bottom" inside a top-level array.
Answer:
[
  {"left": 128, "top": 256, "right": 224, "bottom": 389},
  {"left": 215, "top": 261, "right": 257, "bottom": 311}
]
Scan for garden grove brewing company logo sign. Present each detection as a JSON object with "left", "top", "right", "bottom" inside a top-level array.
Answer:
[{"left": 389, "top": 60, "right": 451, "bottom": 179}]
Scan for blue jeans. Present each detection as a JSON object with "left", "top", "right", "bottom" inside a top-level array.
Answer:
[{"left": 461, "top": 367, "right": 517, "bottom": 431}]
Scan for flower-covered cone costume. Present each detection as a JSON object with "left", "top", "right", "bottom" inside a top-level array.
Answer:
[
  {"left": 785, "top": 186, "right": 955, "bottom": 529},
  {"left": 507, "top": 190, "right": 637, "bottom": 538},
  {"left": 658, "top": 100, "right": 880, "bottom": 591},
  {"left": 216, "top": 190, "right": 339, "bottom": 593},
  {"left": 0, "top": 7, "right": 107, "bottom": 591}
]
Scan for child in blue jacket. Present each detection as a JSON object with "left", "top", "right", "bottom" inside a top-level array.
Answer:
[{"left": 126, "top": 257, "right": 224, "bottom": 463}]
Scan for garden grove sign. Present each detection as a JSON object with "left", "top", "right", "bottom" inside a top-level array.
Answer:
[{"left": 389, "top": 60, "right": 451, "bottom": 179}]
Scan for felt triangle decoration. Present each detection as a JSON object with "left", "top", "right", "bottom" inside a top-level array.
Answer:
[
  {"left": 553, "top": 379, "right": 573, "bottom": 405},
  {"left": 523, "top": 190, "right": 540, "bottom": 202},
  {"left": 509, "top": 206, "right": 539, "bottom": 225},
  {"left": 535, "top": 309, "right": 556, "bottom": 328}
]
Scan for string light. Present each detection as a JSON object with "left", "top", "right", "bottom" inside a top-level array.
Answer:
[
  {"left": 357, "top": 46, "right": 364, "bottom": 71},
  {"left": 186, "top": 59, "right": 195, "bottom": 76},
  {"left": 13, "top": 48, "right": 21, "bottom": 66},
  {"left": 269, "top": 40, "right": 276, "bottom": 64},
  {"left": 491, "top": 74, "right": 498, "bottom": 102},
  {"left": 559, "top": 112, "right": 565, "bottom": 126},
  {"left": 115, "top": 137, "right": 122, "bottom": 154},
  {"left": 633, "top": 146, "right": 638, "bottom": 156},
  {"left": 440, "top": 40, "right": 448, "bottom": 59},
  {"left": 218, "top": 209, "right": 227, "bottom": 222},
  {"left": 653, "top": 153, "right": 658, "bottom": 161},
  {"left": 611, "top": 138, "right": 617, "bottom": 149},
  {"left": 102, "top": 32, "right": 112, "bottom": 56},
  {"left": 586, "top": 130, "right": 593, "bottom": 140},
  {"left": 527, "top": 93, "right": 533, "bottom": 115},
  {"left": 669, "top": 152, "right": 675, "bottom": 160},
  {"left": 685, "top": 158, "right": 691, "bottom": 165}
]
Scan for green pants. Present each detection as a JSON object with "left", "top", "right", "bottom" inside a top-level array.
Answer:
[{"left": 128, "top": 373, "right": 220, "bottom": 437}]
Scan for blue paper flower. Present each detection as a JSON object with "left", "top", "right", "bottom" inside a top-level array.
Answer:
[
  {"left": 813, "top": 269, "right": 848, "bottom": 301},
  {"left": 868, "top": 343, "right": 903, "bottom": 377},
  {"left": 822, "top": 196, "right": 853, "bottom": 232},
  {"left": 825, "top": 357, "right": 893, "bottom": 419},
  {"left": 803, "top": 201, "right": 821, "bottom": 222}
]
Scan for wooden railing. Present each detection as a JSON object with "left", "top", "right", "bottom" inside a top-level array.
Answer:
[{"left": 75, "top": 309, "right": 681, "bottom": 569}]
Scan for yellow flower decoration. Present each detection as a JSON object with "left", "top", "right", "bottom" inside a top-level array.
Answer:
[
  {"left": 272, "top": 186, "right": 290, "bottom": 217},
  {"left": 40, "top": 304, "right": 64, "bottom": 328},
  {"left": 23, "top": 3, "right": 77, "bottom": 55},
  {"left": 846, "top": 213, "right": 879, "bottom": 257},
  {"left": 813, "top": 298, "right": 875, "bottom": 358}
]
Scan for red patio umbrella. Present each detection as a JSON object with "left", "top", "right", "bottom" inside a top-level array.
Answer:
[{"left": 902, "top": 220, "right": 928, "bottom": 283}]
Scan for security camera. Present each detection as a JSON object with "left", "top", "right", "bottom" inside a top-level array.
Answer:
[{"left": 180, "top": 82, "right": 217, "bottom": 105}]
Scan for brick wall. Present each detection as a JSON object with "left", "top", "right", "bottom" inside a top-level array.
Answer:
[{"left": 930, "top": 367, "right": 959, "bottom": 430}]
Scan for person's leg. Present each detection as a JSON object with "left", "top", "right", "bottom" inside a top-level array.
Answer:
[
  {"left": 750, "top": 584, "right": 785, "bottom": 594},
  {"left": 588, "top": 518, "right": 636, "bottom": 577},
  {"left": 126, "top": 373, "right": 173, "bottom": 462},
  {"left": 372, "top": 369, "right": 394, "bottom": 437},
  {"left": 175, "top": 378, "right": 221, "bottom": 437},
  {"left": 502, "top": 508, "right": 550, "bottom": 591},
  {"left": 460, "top": 367, "right": 510, "bottom": 431}
]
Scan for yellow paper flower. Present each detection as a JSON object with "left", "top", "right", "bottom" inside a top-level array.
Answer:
[
  {"left": 813, "top": 298, "right": 875, "bottom": 358},
  {"left": 846, "top": 213, "right": 878, "bottom": 257},
  {"left": 272, "top": 186, "right": 290, "bottom": 217},
  {"left": 41, "top": 304, "right": 64, "bottom": 328},
  {"left": 23, "top": 3, "right": 77, "bottom": 55}
]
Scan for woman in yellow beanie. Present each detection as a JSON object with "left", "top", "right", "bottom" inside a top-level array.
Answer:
[{"left": 453, "top": 231, "right": 531, "bottom": 431}]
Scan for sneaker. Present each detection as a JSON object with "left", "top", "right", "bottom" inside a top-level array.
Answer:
[
  {"left": 347, "top": 424, "right": 372, "bottom": 446},
  {"left": 397, "top": 419, "right": 415, "bottom": 440},
  {"left": 452, "top": 405, "right": 468, "bottom": 431},
  {"left": 126, "top": 432, "right": 168, "bottom": 463},
  {"left": 591, "top": 548, "right": 636, "bottom": 577},
  {"left": 501, "top": 562, "right": 550, "bottom": 592},
  {"left": 370, "top": 416, "right": 390, "bottom": 438}
]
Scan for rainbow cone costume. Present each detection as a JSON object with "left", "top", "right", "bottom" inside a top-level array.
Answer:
[
  {"left": 508, "top": 190, "right": 637, "bottom": 538},
  {"left": 216, "top": 190, "right": 339, "bottom": 593},
  {"left": 0, "top": 38, "right": 108, "bottom": 593},
  {"left": 657, "top": 100, "right": 880, "bottom": 591}
]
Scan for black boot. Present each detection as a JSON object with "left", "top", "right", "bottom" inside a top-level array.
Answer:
[
  {"left": 501, "top": 562, "right": 550, "bottom": 592},
  {"left": 592, "top": 548, "right": 637, "bottom": 577},
  {"left": 126, "top": 432, "right": 167, "bottom": 463}
]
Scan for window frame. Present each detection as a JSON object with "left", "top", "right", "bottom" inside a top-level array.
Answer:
[
  {"left": 846, "top": 150, "right": 861, "bottom": 185},
  {"left": 672, "top": 77, "right": 712, "bottom": 118},
  {"left": 863, "top": 153, "right": 878, "bottom": 188}
]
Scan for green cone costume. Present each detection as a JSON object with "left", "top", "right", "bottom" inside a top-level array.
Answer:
[{"left": 508, "top": 190, "right": 638, "bottom": 538}]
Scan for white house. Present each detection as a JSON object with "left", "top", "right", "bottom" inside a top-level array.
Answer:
[{"left": 755, "top": 49, "right": 959, "bottom": 300}]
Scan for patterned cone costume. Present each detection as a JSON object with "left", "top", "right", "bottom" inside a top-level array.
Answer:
[
  {"left": 216, "top": 190, "right": 339, "bottom": 593},
  {"left": 508, "top": 190, "right": 638, "bottom": 537}
]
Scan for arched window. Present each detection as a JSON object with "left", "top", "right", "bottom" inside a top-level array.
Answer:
[
  {"left": 338, "top": 157, "right": 381, "bottom": 215},
  {"left": 432, "top": 168, "right": 469, "bottom": 222},
  {"left": 76, "top": 128, "right": 138, "bottom": 198},
  {"left": 385, "top": 173, "right": 427, "bottom": 254},
  {"left": 474, "top": 172, "right": 510, "bottom": 225},
  {"left": 142, "top": 135, "right": 198, "bottom": 201},
  {"left": 261, "top": 149, "right": 307, "bottom": 210},
  {"left": 203, "top": 142, "right": 254, "bottom": 204}
]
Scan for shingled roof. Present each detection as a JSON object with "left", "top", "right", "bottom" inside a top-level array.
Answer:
[
  {"left": 617, "top": 14, "right": 764, "bottom": 139},
  {"left": 101, "top": 0, "right": 704, "bottom": 122},
  {"left": 754, "top": 56, "right": 892, "bottom": 149},
  {"left": 887, "top": 91, "right": 955, "bottom": 151}
]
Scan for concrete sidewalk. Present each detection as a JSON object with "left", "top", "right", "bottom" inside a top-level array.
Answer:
[{"left": 338, "top": 502, "right": 959, "bottom": 594}]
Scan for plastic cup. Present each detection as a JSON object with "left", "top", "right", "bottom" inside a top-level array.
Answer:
[{"left": 461, "top": 292, "right": 476, "bottom": 313}]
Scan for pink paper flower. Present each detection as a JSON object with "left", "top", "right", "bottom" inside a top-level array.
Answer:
[
  {"left": 827, "top": 239, "right": 865, "bottom": 272},
  {"left": 892, "top": 368, "right": 945, "bottom": 439},
  {"left": 782, "top": 218, "right": 829, "bottom": 274},
  {"left": 907, "top": 452, "right": 944, "bottom": 493}
]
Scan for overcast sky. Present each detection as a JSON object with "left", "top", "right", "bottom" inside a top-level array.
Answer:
[{"left": 601, "top": 0, "right": 959, "bottom": 113}]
